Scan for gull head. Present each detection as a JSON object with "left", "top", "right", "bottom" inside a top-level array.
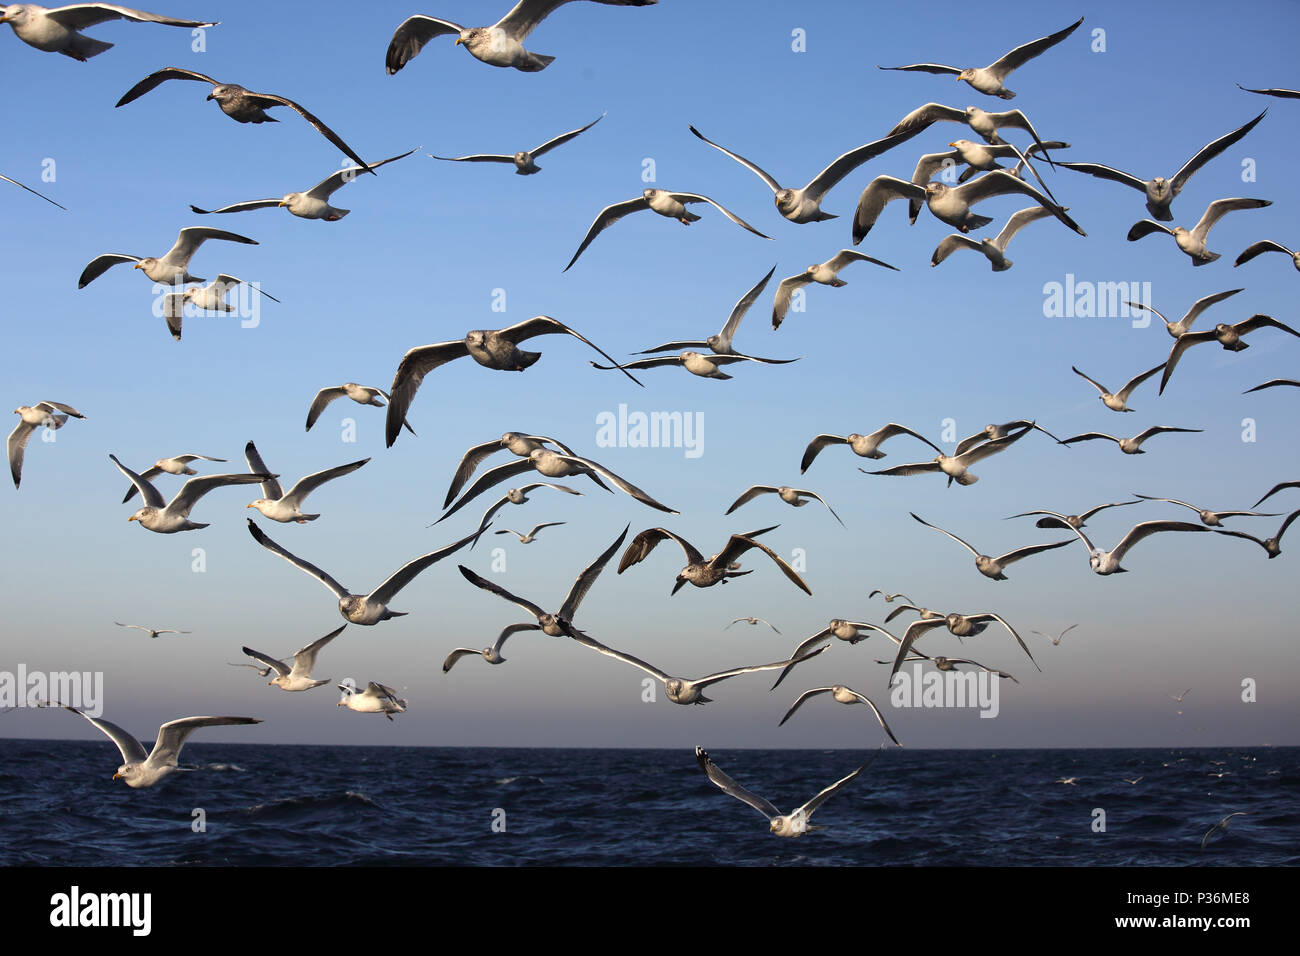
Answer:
[
  {"left": 513, "top": 151, "right": 529, "bottom": 164},
  {"left": 500, "top": 432, "right": 524, "bottom": 445},
  {"left": 0, "top": 6, "right": 31, "bottom": 26},
  {"left": 278, "top": 193, "right": 304, "bottom": 209},
  {"left": 208, "top": 85, "right": 235, "bottom": 103},
  {"left": 643, "top": 188, "right": 664, "bottom": 201},
  {"left": 664, "top": 678, "right": 683, "bottom": 699},
  {"left": 506, "top": 488, "right": 527, "bottom": 503},
  {"left": 924, "top": 182, "right": 946, "bottom": 198},
  {"left": 704, "top": 333, "right": 724, "bottom": 350},
  {"left": 465, "top": 330, "right": 487, "bottom": 347},
  {"left": 958, "top": 69, "right": 975, "bottom": 82},
  {"left": 774, "top": 188, "right": 796, "bottom": 209},
  {"left": 127, "top": 507, "right": 154, "bottom": 523},
  {"left": 246, "top": 499, "right": 271, "bottom": 514}
]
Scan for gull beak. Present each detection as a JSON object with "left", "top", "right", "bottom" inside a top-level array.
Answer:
[
  {"left": 336, "top": 700, "right": 345, "bottom": 707},
  {"left": 132, "top": 262, "right": 142, "bottom": 270},
  {"left": 454, "top": 37, "right": 462, "bottom": 45},
  {"left": 277, "top": 200, "right": 288, "bottom": 207},
  {"left": 205, "top": 93, "right": 215, "bottom": 101},
  {"left": 112, "top": 772, "right": 121, "bottom": 779},
  {"left": 246, "top": 503, "right": 255, "bottom": 508},
  {"left": 948, "top": 142, "right": 958, "bottom": 148},
  {"left": 127, "top": 515, "right": 137, "bottom": 522}
]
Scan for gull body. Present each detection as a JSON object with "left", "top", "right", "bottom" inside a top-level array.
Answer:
[
  {"left": 112, "top": 453, "right": 271, "bottom": 533},
  {"left": 801, "top": 424, "right": 940, "bottom": 471},
  {"left": 0, "top": 3, "right": 216, "bottom": 60},
  {"left": 9, "top": 401, "right": 84, "bottom": 488},
  {"left": 1033, "top": 513, "right": 1211, "bottom": 574},
  {"left": 244, "top": 625, "right": 346, "bottom": 692},
  {"left": 1127, "top": 198, "right": 1271, "bottom": 265},
  {"left": 337, "top": 682, "right": 406, "bottom": 720},
  {"left": 243, "top": 441, "right": 369, "bottom": 523}
]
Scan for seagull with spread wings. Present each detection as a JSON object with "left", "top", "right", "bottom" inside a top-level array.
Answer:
[
  {"left": 9, "top": 401, "right": 84, "bottom": 489},
  {"left": 160, "top": 275, "right": 279, "bottom": 341},
  {"left": 437, "top": 434, "right": 602, "bottom": 513},
  {"left": 865, "top": 420, "right": 1033, "bottom": 486},
  {"left": 1158, "top": 314, "right": 1300, "bottom": 394},
  {"left": 1134, "top": 493, "right": 1279, "bottom": 527},
  {"left": 111, "top": 453, "right": 271, "bottom": 533},
  {"left": 931, "top": 205, "right": 1060, "bottom": 271},
  {"left": 779, "top": 685, "right": 900, "bottom": 747},
  {"left": 1071, "top": 362, "right": 1165, "bottom": 412},
  {"left": 771, "top": 250, "right": 899, "bottom": 328},
  {"left": 114, "top": 622, "right": 190, "bottom": 639},
  {"left": 910, "top": 512, "right": 1072, "bottom": 581},
  {"left": 0, "top": 2, "right": 215, "bottom": 60},
  {"left": 1028, "top": 513, "right": 1211, "bottom": 575},
  {"left": 1127, "top": 198, "right": 1271, "bottom": 265},
  {"left": 242, "top": 625, "right": 346, "bottom": 692},
  {"left": 800, "top": 425, "right": 941, "bottom": 473},
  {"left": 305, "top": 383, "right": 414, "bottom": 436},
  {"left": 1125, "top": 288, "right": 1244, "bottom": 339},
  {"left": 243, "top": 441, "right": 369, "bottom": 523},
  {"left": 1214, "top": 509, "right": 1300, "bottom": 559},
  {"left": 1060, "top": 426, "right": 1203, "bottom": 455},
  {"left": 1006, "top": 499, "right": 1141, "bottom": 530},
  {"left": 724, "top": 485, "right": 843, "bottom": 527},
  {"left": 430, "top": 113, "right": 603, "bottom": 175},
  {"left": 78, "top": 226, "right": 257, "bottom": 288},
  {"left": 617, "top": 524, "right": 811, "bottom": 595}
]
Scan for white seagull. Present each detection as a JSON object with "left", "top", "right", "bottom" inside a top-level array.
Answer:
[
  {"left": 494, "top": 522, "right": 565, "bottom": 544},
  {"left": 1031, "top": 513, "right": 1211, "bottom": 575},
  {"left": 306, "top": 383, "right": 414, "bottom": 436},
  {"left": 9, "top": 401, "right": 85, "bottom": 488},
  {"left": 111, "top": 453, "right": 272, "bottom": 533},
  {"left": 337, "top": 681, "right": 406, "bottom": 720},
  {"left": 0, "top": 2, "right": 215, "bottom": 60},
  {"left": 160, "top": 275, "right": 279, "bottom": 341},
  {"left": 243, "top": 625, "right": 346, "bottom": 692},
  {"left": 1134, "top": 493, "right": 1279, "bottom": 527},
  {"left": 1127, "top": 198, "right": 1271, "bottom": 266},
  {"left": 243, "top": 441, "right": 369, "bottom": 523},
  {"left": 1158, "top": 313, "right": 1300, "bottom": 394},
  {"left": 78, "top": 226, "right": 257, "bottom": 288},
  {"left": 780, "top": 685, "right": 900, "bottom": 747},
  {"left": 617, "top": 525, "right": 811, "bottom": 595},
  {"left": 1125, "top": 288, "right": 1244, "bottom": 339},
  {"left": 430, "top": 113, "right": 603, "bottom": 175},
  {"left": 724, "top": 485, "right": 844, "bottom": 527},
  {"left": 910, "top": 512, "right": 1072, "bottom": 581},
  {"left": 1214, "top": 508, "right": 1300, "bottom": 559},
  {"left": 633, "top": 265, "right": 791, "bottom": 362},
  {"left": 725, "top": 617, "right": 780, "bottom": 634},
  {"left": 771, "top": 250, "right": 899, "bottom": 329},
  {"left": 114, "top": 622, "right": 191, "bottom": 638},
  {"left": 865, "top": 421, "right": 1033, "bottom": 486},
  {"left": 931, "top": 205, "right": 1059, "bottom": 271},
  {"left": 1060, "top": 426, "right": 1203, "bottom": 455},
  {"left": 801, "top": 425, "right": 941, "bottom": 472},
  {"left": 1071, "top": 362, "right": 1165, "bottom": 412}
]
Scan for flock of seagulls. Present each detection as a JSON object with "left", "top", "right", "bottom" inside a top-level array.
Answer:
[{"left": 4, "top": 2, "right": 1289, "bottom": 851}]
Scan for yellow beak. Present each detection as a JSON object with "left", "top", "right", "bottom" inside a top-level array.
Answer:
[
  {"left": 112, "top": 771, "right": 121, "bottom": 779},
  {"left": 0, "top": 15, "right": 11, "bottom": 23},
  {"left": 277, "top": 200, "right": 288, "bottom": 207},
  {"left": 132, "top": 262, "right": 142, "bottom": 270},
  {"left": 454, "top": 37, "right": 462, "bottom": 45},
  {"left": 245, "top": 503, "right": 255, "bottom": 508},
  {"left": 127, "top": 515, "right": 137, "bottom": 522}
]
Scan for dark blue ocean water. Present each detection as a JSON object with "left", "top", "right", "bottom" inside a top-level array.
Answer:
[{"left": 1, "top": 742, "right": 1295, "bottom": 866}]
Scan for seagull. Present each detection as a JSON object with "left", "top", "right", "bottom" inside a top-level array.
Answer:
[
  {"left": 115, "top": 68, "right": 374, "bottom": 172},
  {"left": 800, "top": 425, "right": 941, "bottom": 472},
  {"left": 852, "top": 170, "right": 1083, "bottom": 244},
  {"left": 1201, "top": 811, "right": 1251, "bottom": 849},
  {"left": 243, "top": 441, "right": 369, "bottom": 523},
  {"left": 864, "top": 612, "right": 1034, "bottom": 681},
  {"left": 337, "top": 681, "right": 406, "bottom": 720},
  {"left": 228, "top": 660, "right": 276, "bottom": 678},
  {"left": 0, "top": 3, "right": 216, "bottom": 60},
  {"left": 891, "top": 652, "right": 1020, "bottom": 683},
  {"left": 78, "top": 226, "right": 257, "bottom": 287},
  {"left": 494, "top": 522, "right": 565, "bottom": 543},
  {"left": 563, "top": 188, "right": 771, "bottom": 272},
  {"left": 1033, "top": 624, "right": 1077, "bottom": 646},
  {"left": 430, "top": 113, "right": 603, "bottom": 175},
  {"left": 159, "top": 275, "right": 279, "bottom": 341},
  {"left": 632, "top": 265, "right": 792, "bottom": 361},
  {"left": 869, "top": 590, "right": 916, "bottom": 604},
  {"left": 57, "top": 705, "right": 259, "bottom": 788},
  {"left": 770, "top": 620, "right": 897, "bottom": 690},
  {"left": 438, "top": 434, "right": 600, "bottom": 511},
  {"left": 779, "top": 685, "right": 900, "bottom": 747},
  {"left": 1123, "top": 777, "right": 1143, "bottom": 785},
  {"left": 574, "top": 635, "right": 827, "bottom": 705},
  {"left": 1158, "top": 314, "right": 1300, "bottom": 394},
  {"left": 694, "top": 745, "right": 872, "bottom": 837},
  {"left": 9, "top": 401, "right": 84, "bottom": 488},
  {"left": 111, "top": 454, "right": 271, "bottom": 533},
  {"left": 384, "top": 316, "right": 641, "bottom": 446},
  {"left": 910, "top": 139, "right": 1066, "bottom": 217},
  {"left": 385, "top": 0, "right": 657, "bottom": 74},
  {"left": 306, "top": 383, "right": 414, "bottom": 435},
  {"left": 1134, "top": 493, "right": 1279, "bottom": 527},
  {"left": 1169, "top": 689, "right": 1191, "bottom": 703},
  {"left": 771, "top": 250, "right": 899, "bottom": 329},
  {"left": 1031, "top": 513, "right": 1211, "bottom": 574},
  {"left": 1125, "top": 288, "right": 1244, "bottom": 339},
  {"left": 725, "top": 617, "right": 779, "bottom": 634},
  {"left": 1254, "top": 481, "right": 1300, "bottom": 508},
  {"left": 246, "top": 518, "right": 483, "bottom": 624},
  {"left": 953, "top": 420, "right": 1065, "bottom": 454},
  {"left": 1060, "top": 427, "right": 1203, "bottom": 455},
  {"left": 1056, "top": 777, "right": 1078, "bottom": 785},
  {"left": 617, "top": 525, "right": 810, "bottom": 595},
  {"left": 190, "top": 150, "right": 417, "bottom": 220},
  {"left": 687, "top": 124, "right": 924, "bottom": 223},
  {"left": 1071, "top": 362, "right": 1166, "bottom": 412},
  {"left": 1244, "top": 379, "right": 1300, "bottom": 394},
  {"left": 590, "top": 350, "right": 795, "bottom": 380},
  {"left": 887, "top": 103, "right": 1056, "bottom": 158},
  {"left": 1235, "top": 239, "right": 1300, "bottom": 271},
  {"left": 242, "top": 625, "right": 346, "bottom": 692},
  {"left": 910, "top": 512, "right": 1072, "bottom": 581},
  {"left": 114, "top": 623, "right": 190, "bottom": 638},
  {"left": 724, "top": 485, "right": 843, "bottom": 527},
  {"left": 931, "top": 205, "right": 1059, "bottom": 271},
  {"left": 1214, "top": 509, "right": 1300, "bottom": 558},
  {"left": 865, "top": 420, "right": 1032, "bottom": 486},
  {"left": 878, "top": 16, "right": 1084, "bottom": 99},
  {"left": 1, "top": 171, "right": 65, "bottom": 208},
  {"left": 440, "top": 447, "right": 677, "bottom": 521},
  {"left": 882, "top": 603, "right": 945, "bottom": 624},
  {"left": 1127, "top": 198, "right": 1271, "bottom": 266},
  {"left": 1059, "top": 110, "right": 1267, "bottom": 220},
  {"left": 447, "top": 525, "right": 627, "bottom": 670}
]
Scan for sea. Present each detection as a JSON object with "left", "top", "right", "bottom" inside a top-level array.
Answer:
[{"left": 1, "top": 742, "right": 1295, "bottom": 867}]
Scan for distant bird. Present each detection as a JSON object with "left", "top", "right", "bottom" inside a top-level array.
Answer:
[
  {"left": 694, "top": 745, "right": 872, "bottom": 837},
  {"left": 931, "top": 205, "right": 1059, "bottom": 271},
  {"left": 9, "top": 401, "right": 85, "bottom": 488},
  {"left": 771, "top": 620, "right": 895, "bottom": 690},
  {"left": 190, "top": 150, "right": 417, "bottom": 220},
  {"left": 1201, "top": 811, "right": 1251, "bottom": 849},
  {"left": 590, "top": 350, "right": 795, "bottom": 380},
  {"left": 1060, "top": 426, "right": 1203, "bottom": 455},
  {"left": 1244, "top": 379, "right": 1300, "bottom": 394},
  {"left": 1237, "top": 84, "right": 1300, "bottom": 99},
  {"left": 1134, "top": 493, "right": 1279, "bottom": 527},
  {"left": 1, "top": 171, "right": 65, "bottom": 209},
  {"left": 438, "top": 433, "right": 598, "bottom": 511},
  {"left": 910, "top": 512, "right": 1072, "bottom": 581},
  {"left": 430, "top": 113, "right": 603, "bottom": 175},
  {"left": 1071, "top": 362, "right": 1165, "bottom": 412},
  {"left": 869, "top": 590, "right": 916, "bottom": 605},
  {"left": 563, "top": 188, "right": 771, "bottom": 272},
  {"left": 1055, "top": 777, "right": 1078, "bottom": 785},
  {"left": 0, "top": 3, "right": 215, "bottom": 60},
  {"left": 494, "top": 522, "right": 565, "bottom": 544},
  {"left": 878, "top": 16, "right": 1083, "bottom": 99},
  {"left": 306, "top": 383, "right": 414, "bottom": 435},
  {"left": 114, "top": 623, "right": 190, "bottom": 639},
  {"left": 1032, "top": 514, "right": 1211, "bottom": 575},
  {"left": 618, "top": 525, "right": 811, "bottom": 595},
  {"left": 1127, "top": 198, "right": 1271, "bottom": 265},
  {"left": 111, "top": 454, "right": 271, "bottom": 534},
  {"left": 633, "top": 266, "right": 792, "bottom": 361},
  {"left": 384, "top": 317, "right": 641, "bottom": 446},
  {"left": 1169, "top": 688, "right": 1191, "bottom": 703},
  {"left": 1158, "top": 314, "right": 1300, "bottom": 394},
  {"left": 1214, "top": 509, "right": 1300, "bottom": 558},
  {"left": 243, "top": 441, "right": 369, "bottom": 523},
  {"left": 385, "top": 0, "right": 657, "bottom": 74},
  {"left": 771, "top": 250, "right": 899, "bottom": 329},
  {"left": 1059, "top": 110, "right": 1266, "bottom": 220},
  {"left": 1125, "top": 288, "right": 1244, "bottom": 339},
  {"left": 337, "top": 681, "right": 406, "bottom": 720},
  {"left": 866, "top": 420, "right": 1033, "bottom": 486},
  {"left": 1253, "top": 481, "right": 1300, "bottom": 508},
  {"left": 245, "top": 518, "right": 483, "bottom": 624},
  {"left": 688, "top": 124, "right": 924, "bottom": 223},
  {"left": 1033, "top": 624, "right": 1077, "bottom": 646},
  {"left": 57, "top": 706, "right": 258, "bottom": 788},
  {"left": 115, "top": 68, "right": 374, "bottom": 172},
  {"left": 779, "top": 685, "right": 900, "bottom": 747},
  {"left": 800, "top": 425, "right": 941, "bottom": 472},
  {"left": 160, "top": 275, "right": 279, "bottom": 340},
  {"left": 78, "top": 226, "right": 257, "bottom": 287},
  {"left": 725, "top": 617, "right": 779, "bottom": 634},
  {"left": 243, "top": 625, "right": 346, "bottom": 692},
  {"left": 1123, "top": 777, "right": 1143, "bottom": 785},
  {"left": 1235, "top": 239, "right": 1300, "bottom": 271},
  {"left": 724, "top": 485, "right": 843, "bottom": 527},
  {"left": 121, "top": 454, "right": 227, "bottom": 504}
]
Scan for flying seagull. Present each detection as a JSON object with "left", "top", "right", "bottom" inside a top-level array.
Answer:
[
  {"left": 438, "top": 433, "right": 603, "bottom": 511},
  {"left": 892, "top": 653, "right": 1020, "bottom": 683},
  {"left": 160, "top": 275, "right": 279, "bottom": 341},
  {"left": 1214, "top": 509, "right": 1300, "bottom": 559},
  {"left": 448, "top": 482, "right": 581, "bottom": 540},
  {"left": 878, "top": 16, "right": 1084, "bottom": 99},
  {"left": 115, "top": 68, "right": 374, "bottom": 173},
  {"left": 865, "top": 421, "right": 1033, "bottom": 486},
  {"left": 954, "top": 420, "right": 1064, "bottom": 455},
  {"left": 494, "top": 522, "right": 565, "bottom": 544},
  {"left": 887, "top": 104, "right": 1057, "bottom": 159},
  {"left": 780, "top": 685, "right": 900, "bottom": 747},
  {"left": 589, "top": 351, "right": 795, "bottom": 381},
  {"left": 1060, "top": 426, "right": 1203, "bottom": 455},
  {"left": 1201, "top": 811, "right": 1251, "bottom": 849},
  {"left": 384, "top": 316, "right": 641, "bottom": 446},
  {"left": 910, "top": 512, "right": 1072, "bottom": 581},
  {"left": 1158, "top": 314, "right": 1300, "bottom": 394},
  {"left": 1125, "top": 288, "right": 1244, "bottom": 339},
  {"left": 306, "top": 383, "right": 414, "bottom": 436},
  {"left": 1033, "top": 624, "right": 1078, "bottom": 646},
  {"left": 1134, "top": 493, "right": 1280, "bottom": 528},
  {"left": 800, "top": 425, "right": 941, "bottom": 472},
  {"left": 910, "top": 140, "right": 1065, "bottom": 218},
  {"left": 1031, "top": 513, "right": 1211, "bottom": 575},
  {"left": 430, "top": 113, "right": 603, "bottom": 174},
  {"left": 337, "top": 681, "right": 406, "bottom": 720},
  {"left": 771, "top": 250, "right": 899, "bottom": 329},
  {"left": 114, "top": 623, "right": 191, "bottom": 638},
  {"left": 78, "top": 226, "right": 257, "bottom": 287},
  {"left": 724, "top": 485, "right": 844, "bottom": 527},
  {"left": 618, "top": 525, "right": 811, "bottom": 595},
  {"left": 1006, "top": 499, "right": 1141, "bottom": 530},
  {"left": 768, "top": 619, "right": 901, "bottom": 691},
  {"left": 243, "top": 441, "right": 369, "bottom": 523},
  {"left": 242, "top": 625, "right": 346, "bottom": 692},
  {"left": 385, "top": 0, "right": 657, "bottom": 74},
  {"left": 633, "top": 265, "right": 791, "bottom": 361},
  {"left": 1071, "top": 362, "right": 1165, "bottom": 412},
  {"left": 9, "top": 401, "right": 84, "bottom": 488},
  {"left": 0, "top": 3, "right": 216, "bottom": 60},
  {"left": 931, "top": 205, "right": 1060, "bottom": 271},
  {"left": 725, "top": 617, "right": 779, "bottom": 634},
  {"left": 1127, "top": 198, "right": 1271, "bottom": 265},
  {"left": 111, "top": 453, "right": 271, "bottom": 533},
  {"left": 1, "top": 171, "right": 65, "bottom": 209}
]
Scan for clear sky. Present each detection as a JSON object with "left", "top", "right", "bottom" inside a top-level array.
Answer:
[{"left": 2, "top": 0, "right": 1297, "bottom": 751}]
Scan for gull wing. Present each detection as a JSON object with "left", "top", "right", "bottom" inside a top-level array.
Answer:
[
  {"left": 1236, "top": 240, "right": 1293, "bottom": 265},
  {"left": 688, "top": 125, "right": 782, "bottom": 193},
  {"left": 1235, "top": 313, "right": 1300, "bottom": 339},
  {"left": 305, "top": 386, "right": 347, "bottom": 431},
  {"left": 724, "top": 485, "right": 778, "bottom": 514},
  {"left": 867, "top": 461, "right": 943, "bottom": 477},
  {"left": 803, "top": 128, "right": 927, "bottom": 202},
  {"left": 694, "top": 644, "right": 828, "bottom": 690},
  {"left": 1060, "top": 432, "right": 1120, "bottom": 447},
  {"left": 62, "top": 706, "right": 148, "bottom": 764},
  {"left": 281, "top": 458, "right": 369, "bottom": 508},
  {"left": 778, "top": 687, "right": 833, "bottom": 726},
  {"left": 931, "top": 233, "right": 983, "bottom": 266},
  {"left": 993, "top": 204, "right": 1056, "bottom": 247},
  {"left": 799, "top": 434, "right": 847, "bottom": 473},
  {"left": 239, "top": 90, "right": 374, "bottom": 174},
  {"left": 886, "top": 102, "right": 969, "bottom": 138},
  {"left": 695, "top": 747, "right": 782, "bottom": 820},
  {"left": 618, "top": 527, "right": 703, "bottom": 572},
  {"left": 458, "top": 565, "right": 547, "bottom": 622},
  {"left": 108, "top": 454, "right": 166, "bottom": 508},
  {"left": 307, "top": 150, "right": 418, "bottom": 198},
  {"left": 190, "top": 199, "right": 280, "bottom": 215},
  {"left": 243, "top": 441, "right": 284, "bottom": 500},
  {"left": 555, "top": 454, "right": 678, "bottom": 514},
  {"left": 384, "top": 339, "right": 471, "bottom": 446},
  {"left": 1, "top": 172, "right": 66, "bottom": 209},
  {"left": 242, "top": 646, "right": 290, "bottom": 678},
  {"left": 1253, "top": 481, "right": 1300, "bottom": 509},
  {"left": 532, "top": 112, "right": 606, "bottom": 156},
  {"left": 1170, "top": 110, "right": 1267, "bottom": 195},
  {"left": 6, "top": 420, "right": 38, "bottom": 489},
  {"left": 559, "top": 524, "right": 629, "bottom": 621},
  {"left": 985, "top": 15, "right": 1084, "bottom": 80},
  {"left": 115, "top": 67, "right": 219, "bottom": 107},
  {"left": 910, "top": 512, "right": 979, "bottom": 557},
  {"left": 246, "top": 518, "right": 349, "bottom": 598},
  {"left": 1058, "top": 160, "right": 1146, "bottom": 192},
  {"left": 45, "top": 4, "right": 215, "bottom": 29},
  {"left": 1109, "top": 520, "right": 1209, "bottom": 564},
  {"left": 572, "top": 633, "right": 671, "bottom": 683},
  {"left": 953, "top": 423, "right": 1032, "bottom": 465},
  {"left": 771, "top": 274, "right": 813, "bottom": 329},
  {"left": 563, "top": 196, "right": 651, "bottom": 271},
  {"left": 797, "top": 753, "right": 877, "bottom": 820},
  {"left": 851, "top": 175, "right": 926, "bottom": 244},
  {"left": 714, "top": 530, "right": 811, "bottom": 595},
  {"left": 890, "top": 618, "right": 950, "bottom": 679},
  {"left": 497, "top": 315, "right": 643, "bottom": 386},
  {"left": 1116, "top": 360, "right": 1166, "bottom": 402},
  {"left": 966, "top": 612, "right": 1038, "bottom": 669},
  {"left": 167, "top": 471, "right": 270, "bottom": 518},
  {"left": 367, "top": 527, "right": 485, "bottom": 606},
  {"left": 440, "top": 458, "right": 537, "bottom": 523},
  {"left": 717, "top": 264, "right": 776, "bottom": 349},
  {"left": 1127, "top": 219, "right": 1175, "bottom": 242},
  {"left": 880, "top": 62, "right": 960, "bottom": 76},
  {"left": 1159, "top": 333, "right": 1218, "bottom": 394},
  {"left": 668, "top": 192, "right": 772, "bottom": 239},
  {"left": 385, "top": 15, "right": 462, "bottom": 74},
  {"left": 148, "top": 716, "right": 261, "bottom": 768},
  {"left": 77, "top": 253, "right": 141, "bottom": 288},
  {"left": 445, "top": 439, "right": 510, "bottom": 507},
  {"left": 494, "top": 0, "right": 656, "bottom": 43},
  {"left": 166, "top": 226, "right": 258, "bottom": 264},
  {"left": 827, "top": 249, "right": 898, "bottom": 272},
  {"left": 954, "top": 170, "right": 1083, "bottom": 234},
  {"left": 769, "top": 626, "right": 834, "bottom": 691},
  {"left": 1189, "top": 198, "right": 1270, "bottom": 245}
]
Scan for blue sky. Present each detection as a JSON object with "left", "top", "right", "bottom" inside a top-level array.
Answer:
[{"left": 2, "top": 0, "right": 1298, "bottom": 751}]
